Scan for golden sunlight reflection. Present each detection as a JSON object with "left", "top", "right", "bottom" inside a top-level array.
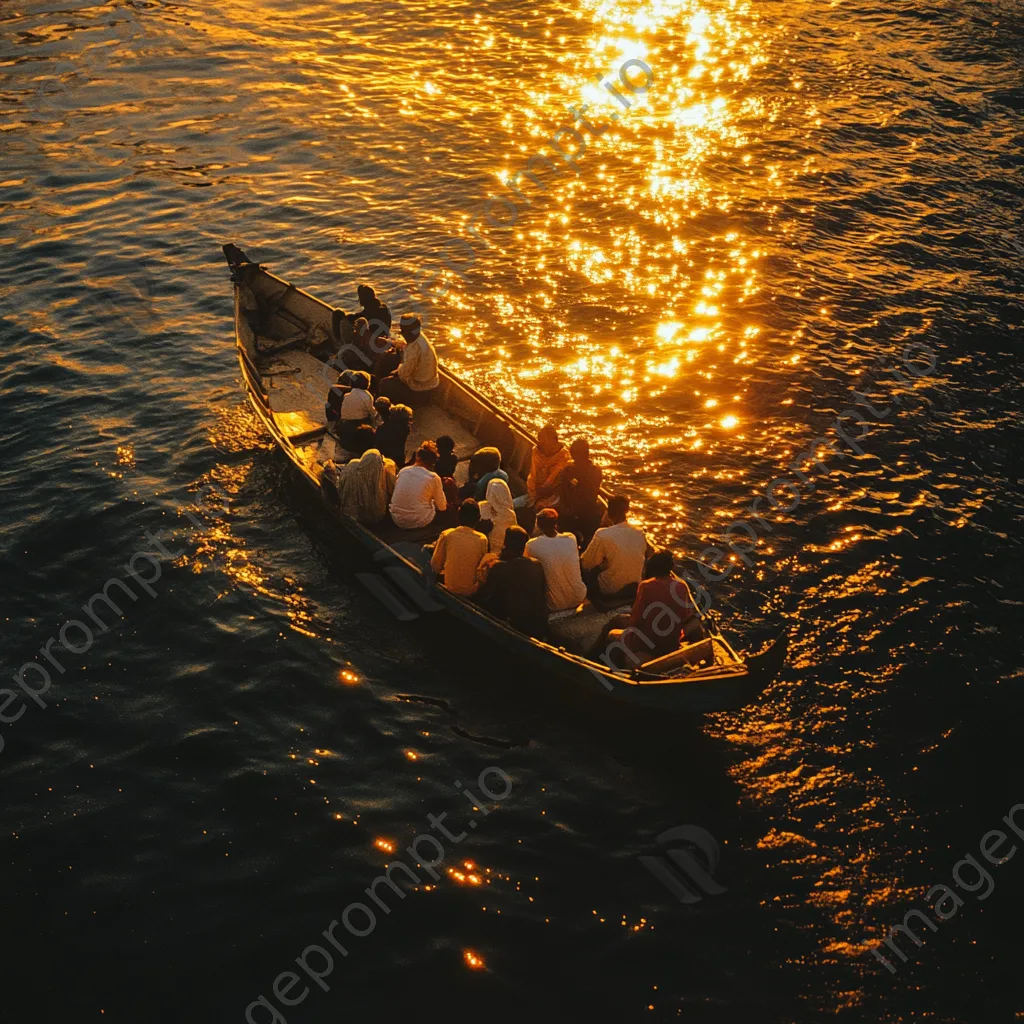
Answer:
[{"left": 440, "top": 0, "right": 769, "bottom": 507}]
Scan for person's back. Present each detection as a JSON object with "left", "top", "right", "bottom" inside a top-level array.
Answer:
[
  {"left": 390, "top": 442, "right": 446, "bottom": 529},
  {"left": 478, "top": 526, "right": 547, "bottom": 637},
  {"left": 396, "top": 315, "right": 439, "bottom": 392},
  {"left": 526, "top": 424, "right": 570, "bottom": 511},
  {"left": 581, "top": 495, "right": 648, "bottom": 598},
  {"left": 479, "top": 477, "right": 516, "bottom": 554},
  {"left": 336, "top": 448, "right": 395, "bottom": 525},
  {"left": 430, "top": 501, "right": 488, "bottom": 595},
  {"left": 346, "top": 284, "right": 392, "bottom": 338},
  {"left": 560, "top": 438, "right": 603, "bottom": 539},
  {"left": 525, "top": 508, "right": 587, "bottom": 612},
  {"left": 374, "top": 404, "right": 412, "bottom": 467},
  {"left": 593, "top": 551, "right": 705, "bottom": 667},
  {"left": 435, "top": 435, "right": 458, "bottom": 479},
  {"left": 338, "top": 373, "right": 374, "bottom": 448}
]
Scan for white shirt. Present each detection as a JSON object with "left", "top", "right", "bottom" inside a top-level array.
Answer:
[
  {"left": 339, "top": 387, "right": 375, "bottom": 420},
  {"left": 397, "top": 332, "right": 439, "bottom": 391},
  {"left": 581, "top": 521, "right": 648, "bottom": 595},
  {"left": 390, "top": 464, "right": 447, "bottom": 529},
  {"left": 525, "top": 532, "right": 587, "bottom": 612}
]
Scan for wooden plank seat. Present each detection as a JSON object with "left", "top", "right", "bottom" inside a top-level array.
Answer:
[{"left": 638, "top": 637, "right": 719, "bottom": 675}]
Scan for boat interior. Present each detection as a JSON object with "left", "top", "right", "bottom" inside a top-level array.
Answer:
[{"left": 231, "top": 258, "right": 747, "bottom": 674}]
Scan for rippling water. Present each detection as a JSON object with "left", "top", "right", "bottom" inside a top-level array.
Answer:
[{"left": 2, "top": 0, "right": 1022, "bottom": 1021}]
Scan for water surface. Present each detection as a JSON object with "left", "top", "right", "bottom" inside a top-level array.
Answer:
[{"left": 1, "top": 0, "right": 1022, "bottom": 1020}]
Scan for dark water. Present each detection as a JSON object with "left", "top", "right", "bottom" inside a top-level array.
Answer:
[{"left": 2, "top": 0, "right": 1022, "bottom": 1021}]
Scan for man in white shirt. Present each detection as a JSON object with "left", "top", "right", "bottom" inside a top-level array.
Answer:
[
  {"left": 389, "top": 442, "right": 447, "bottom": 529},
  {"left": 581, "top": 494, "right": 650, "bottom": 600},
  {"left": 525, "top": 507, "right": 587, "bottom": 613},
  {"left": 381, "top": 312, "right": 439, "bottom": 405}
]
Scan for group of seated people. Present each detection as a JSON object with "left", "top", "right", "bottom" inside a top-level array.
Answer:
[
  {"left": 327, "top": 287, "right": 439, "bottom": 406},
  {"left": 427, "top": 492, "right": 705, "bottom": 665},
  {"left": 316, "top": 287, "right": 704, "bottom": 667}
]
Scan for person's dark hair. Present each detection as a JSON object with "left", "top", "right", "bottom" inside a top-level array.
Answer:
[
  {"left": 357, "top": 284, "right": 376, "bottom": 303},
  {"left": 646, "top": 550, "right": 674, "bottom": 578},
  {"left": 390, "top": 403, "right": 413, "bottom": 427},
  {"left": 502, "top": 525, "right": 528, "bottom": 558},
  {"left": 352, "top": 424, "right": 376, "bottom": 456},
  {"left": 350, "top": 370, "right": 371, "bottom": 390},
  {"left": 536, "top": 510, "right": 559, "bottom": 537},
  {"left": 458, "top": 499, "right": 481, "bottom": 527},
  {"left": 607, "top": 495, "right": 630, "bottom": 522},
  {"left": 436, "top": 434, "right": 455, "bottom": 455},
  {"left": 374, "top": 396, "right": 392, "bottom": 420},
  {"left": 570, "top": 437, "right": 590, "bottom": 460},
  {"left": 416, "top": 441, "right": 438, "bottom": 469}
]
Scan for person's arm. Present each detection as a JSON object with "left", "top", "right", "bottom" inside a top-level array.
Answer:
[
  {"left": 475, "top": 560, "right": 500, "bottom": 610},
  {"left": 558, "top": 463, "right": 577, "bottom": 504},
  {"left": 400, "top": 339, "right": 420, "bottom": 381},
  {"left": 430, "top": 533, "right": 447, "bottom": 575},
  {"left": 626, "top": 581, "right": 647, "bottom": 630},
  {"left": 526, "top": 450, "right": 538, "bottom": 501},
  {"left": 433, "top": 473, "right": 447, "bottom": 513},
  {"left": 580, "top": 533, "right": 604, "bottom": 570}
]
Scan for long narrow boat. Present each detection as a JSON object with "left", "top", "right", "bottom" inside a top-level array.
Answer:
[{"left": 223, "top": 243, "right": 787, "bottom": 712}]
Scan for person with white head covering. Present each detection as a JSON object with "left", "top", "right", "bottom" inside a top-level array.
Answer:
[
  {"left": 479, "top": 477, "right": 517, "bottom": 555},
  {"left": 334, "top": 448, "right": 396, "bottom": 524},
  {"left": 381, "top": 312, "right": 439, "bottom": 404}
]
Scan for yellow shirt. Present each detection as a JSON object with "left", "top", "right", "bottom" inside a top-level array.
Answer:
[{"left": 430, "top": 526, "right": 488, "bottom": 596}]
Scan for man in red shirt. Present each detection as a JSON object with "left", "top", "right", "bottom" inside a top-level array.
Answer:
[{"left": 591, "top": 551, "right": 705, "bottom": 667}]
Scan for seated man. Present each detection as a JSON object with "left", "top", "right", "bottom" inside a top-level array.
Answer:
[
  {"left": 345, "top": 284, "right": 393, "bottom": 340},
  {"left": 592, "top": 550, "right": 706, "bottom": 667},
  {"left": 389, "top": 441, "right": 447, "bottom": 529},
  {"left": 580, "top": 494, "right": 651, "bottom": 603},
  {"left": 430, "top": 499, "right": 488, "bottom": 596},
  {"left": 373, "top": 402, "right": 412, "bottom": 468},
  {"left": 476, "top": 525, "right": 547, "bottom": 637},
  {"left": 380, "top": 312, "right": 439, "bottom": 406},
  {"left": 524, "top": 507, "right": 587, "bottom": 613},
  {"left": 460, "top": 446, "right": 509, "bottom": 500},
  {"left": 558, "top": 437, "right": 603, "bottom": 544},
  {"left": 434, "top": 434, "right": 458, "bottom": 479},
  {"left": 337, "top": 370, "right": 375, "bottom": 449}
]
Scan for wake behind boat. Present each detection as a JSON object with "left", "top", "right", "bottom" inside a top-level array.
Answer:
[{"left": 223, "top": 243, "right": 786, "bottom": 712}]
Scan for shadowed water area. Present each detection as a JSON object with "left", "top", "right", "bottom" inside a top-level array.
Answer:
[{"left": 1, "top": 0, "right": 1022, "bottom": 1021}]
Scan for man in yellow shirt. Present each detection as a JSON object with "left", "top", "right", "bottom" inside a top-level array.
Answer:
[{"left": 430, "top": 500, "right": 489, "bottom": 596}]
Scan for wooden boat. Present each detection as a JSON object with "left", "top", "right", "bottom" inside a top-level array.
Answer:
[{"left": 223, "top": 243, "right": 787, "bottom": 712}]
